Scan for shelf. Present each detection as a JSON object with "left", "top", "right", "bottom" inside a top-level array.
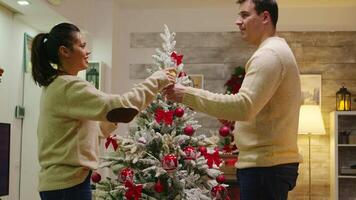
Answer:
[
  {"left": 335, "top": 111, "right": 356, "bottom": 115},
  {"left": 330, "top": 112, "right": 356, "bottom": 199},
  {"left": 338, "top": 144, "right": 356, "bottom": 147},
  {"left": 338, "top": 175, "right": 356, "bottom": 179}
]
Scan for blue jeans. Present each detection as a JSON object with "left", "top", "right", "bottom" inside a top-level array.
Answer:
[
  {"left": 237, "top": 163, "right": 299, "bottom": 200},
  {"left": 39, "top": 172, "right": 92, "bottom": 200}
]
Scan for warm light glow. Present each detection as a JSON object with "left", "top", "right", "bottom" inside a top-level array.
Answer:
[
  {"left": 338, "top": 100, "right": 350, "bottom": 111},
  {"left": 17, "top": 0, "right": 30, "bottom": 6},
  {"left": 339, "top": 100, "right": 345, "bottom": 110},
  {"left": 298, "top": 105, "right": 326, "bottom": 135}
]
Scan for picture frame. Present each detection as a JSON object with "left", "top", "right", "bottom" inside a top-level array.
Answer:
[
  {"left": 188, "top": 74, "right": 204, "bottom": 89},
  {"left": 23, "top": 33, "right": 33, "bottom": 73},
  {"left": 77, "top": 61, "right": 103, "bottom": 90},
  {"left": 300, "top": 74, "right": 321, "bottom": 106}
]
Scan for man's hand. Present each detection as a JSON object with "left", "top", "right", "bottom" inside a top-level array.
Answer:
[{"left": 163, "top": 83, "right": 186, "bottom": 103}]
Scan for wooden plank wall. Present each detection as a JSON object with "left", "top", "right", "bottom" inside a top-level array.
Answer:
[{"left": 130, "top": 31, "right": 356, "bottom": 200}]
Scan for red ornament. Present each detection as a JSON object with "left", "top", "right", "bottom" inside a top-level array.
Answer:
[
  {"left": 171, "top": 51, "right": 183, "bottom": 66},
  {"left": 91, "top": 171, "right": 101, "bottom": 183},
  {"left": 216, "top": 174, "right": 226, "bottom": 184},
  {"left": 174, "top": 107, "right": 184, "bottom": 118},
  {"left": 184, "top": 125, "right": 195, "bottom": 136},
  {"left": 198, "top": 146, "right": 208, "bottom": 156},
  {"left": 162, "top": 154, "right": 178, "bottom": 172},
  {"left": 219, "top": 126, "right": 231, "bottom": 137},
  {"left": 119, "top": 168, "right": 134, "bottom": 183},
  {"left": 154, "top": 181, "right": 164, "bottom": 193},
  {"left": 178, "top": 71, "right": 187, "bottom": 77},
  {"left": 155, "top": 108, "right": 174, "bottom": 125},
  {"left": 183, "top": 146, "right": 197, "bottom": 160},
  {"left": 211, "top": 185, "right": 229, "bottom": 200}
]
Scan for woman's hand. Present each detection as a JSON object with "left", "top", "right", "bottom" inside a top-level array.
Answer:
[{"left": 163, "top": 67, "right": 177, "bottom": 86}]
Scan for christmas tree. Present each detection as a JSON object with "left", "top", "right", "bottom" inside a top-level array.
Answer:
[
  {"left": 216, "top": 66, "right": 245, "bottom": 154},
  {"left": 91, "top": 25, "right": 230, "bottom": 200}
]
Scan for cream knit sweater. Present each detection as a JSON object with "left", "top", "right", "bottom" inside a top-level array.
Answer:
[
  {"left": 183, "top": 37, "right": 303, "bottom": 169},
  {"left": 37, "top": 70, "right": 170, "bottom": 191}
]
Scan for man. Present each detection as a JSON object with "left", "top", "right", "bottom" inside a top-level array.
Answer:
[{"left": 164, "top": 0, "right": 302, "bottom": 199}]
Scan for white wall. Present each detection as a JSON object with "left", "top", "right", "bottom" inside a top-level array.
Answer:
[
  {"left": 278, "top": 6, "right": 356, "bottom": 31},
  {"left": 45, "top": 0, "right": 115, "bottom": 93},
  {"left": 0, "top": 4, "right": 38, "bottom": 200}
]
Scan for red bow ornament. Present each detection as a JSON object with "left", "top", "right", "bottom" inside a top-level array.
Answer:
[
  {"left": 155, "top": 108, "right": 174, "bottom": 125},
  {"left": 0, "top": 67, "right": 4, "bottom": 83},
  {"left": 105, "top": 135, "right": 118, "bottom": 151},
  {"left": 125, "top": 181, "right": 143, "bottom": 200},
  {"left": 170, "top": 51, "right": 183, "bottom": 66},
  {"left": 204, "top": 150, "right": 222, "bottom": 168}
]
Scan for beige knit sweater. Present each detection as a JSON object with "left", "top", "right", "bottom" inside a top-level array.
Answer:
[
  {"left": 182, "top": 37, "right": 303, "bottom": 169},
  {"left": 37, "top": 70, "right": 170, "bottom": 191}
]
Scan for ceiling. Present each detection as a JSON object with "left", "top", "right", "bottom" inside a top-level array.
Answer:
[
  {"left": 115, "top": 0, "right": 356, "bottom": 9},
  {"left": 0, "top": 0, "right": 355, "bottom": 31},
  {"left": 0, "top": 0, "right": 65, "bottom": 31}
]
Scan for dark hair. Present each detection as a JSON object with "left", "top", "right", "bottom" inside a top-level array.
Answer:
[
  {"left": 31, "top": 23, "right": 80, "bottom": 87},
  {"left": 237, "top": 0, "right": 278, "bottom": 27}
]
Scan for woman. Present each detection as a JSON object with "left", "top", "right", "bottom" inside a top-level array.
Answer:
[{"left": 31, "top": 22, "right": 175, "bottom": 200}]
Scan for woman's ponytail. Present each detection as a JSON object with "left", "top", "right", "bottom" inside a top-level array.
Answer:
[{"left": 31, "top": 33, "right": 58, "bottom": 87}]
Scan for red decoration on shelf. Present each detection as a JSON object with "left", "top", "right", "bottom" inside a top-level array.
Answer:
[
  {"left": 204, "top": 150, "right": 222, "bottom": 168},
  {"left": 125, "top": 181, "right": 143, "bottom": 200},
  {"left": 219, "top": 126, "right": 231, "bottom": 137},
  {"left": 183, "top": 146, "right": 197, "bottom": 160},
  {"left": 183, "top": 125, "right": 195, "bottom": 136},
  {"left": 105, "top": 135, "right": 118, "bottom": 151},
  {"left": 216, "top": 174, "right": 226, "bottom": 184},
  {"left": 155, "top": 108, "right": 174, "bottom": 125},
  {"left": 223, "top": 144, "right": 232, "bottom": 153},
  {"left": 170, "top": 51, "right": 183, "bottom": 66},
  {"left": 162, "top": 154, "right": 178, "bottom": 172},
  {"left": 211, "top": 185, "right": 229, "bottom": 200},
  {"left": 174, "top": 107, "right": 184, "bottom": 118},
  {"left": 120, "top": 168, "right": 134, "bottom": 183},
  {"left": 178, "top": 71, "right": 187, "bottom": 77},
  {"left": 225, "top": 157, "right": 238, "bottom": 167},
  {"left": 154, "top": 180, "right": 164, "bottom": 193},
  {"left": 198, "top": 146, "right": 208, "bottom": 156},
  {"left": 91, "top": 171, "right": 101, "bottom": 183}
]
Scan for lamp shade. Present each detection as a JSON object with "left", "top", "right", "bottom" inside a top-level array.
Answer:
[{"left": 298, "top": 105, "right": 326, "bottom": 135}]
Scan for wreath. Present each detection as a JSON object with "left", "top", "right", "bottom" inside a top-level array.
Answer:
[{"left": 224, "top": 66, "right": 245, "bottom": 94}]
